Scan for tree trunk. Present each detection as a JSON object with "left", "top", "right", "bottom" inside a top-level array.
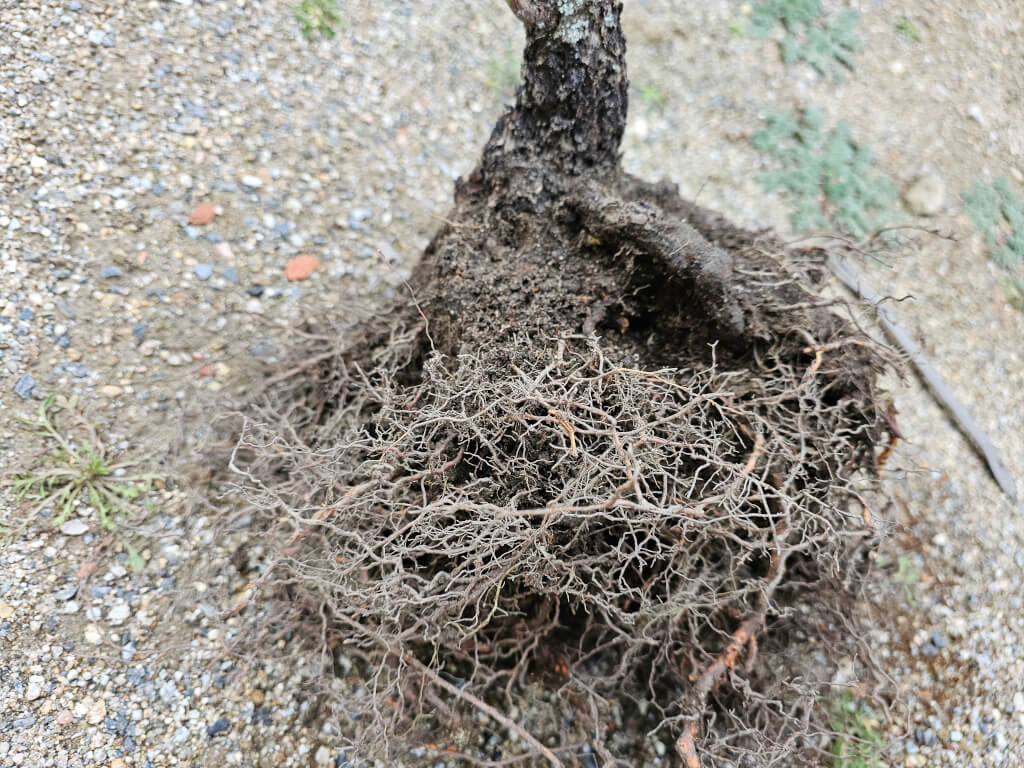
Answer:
[
  {"left": 481, "top": 0, "right": 628, "bottom": 183},
  {"left": 410, "top": 0, "right": 755, "bottom": 361}
]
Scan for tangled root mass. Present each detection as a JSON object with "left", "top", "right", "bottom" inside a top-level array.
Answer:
[{"left": 231, "top": 222, "right": 892, "bottom": 766}]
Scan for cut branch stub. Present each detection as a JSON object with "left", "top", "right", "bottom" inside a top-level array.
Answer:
[
  {"left": 483, "top": 0, "right": 628, "bottom": 180},
  {"left": 504, "top": 0, "right": 551, "bottom": 27}
]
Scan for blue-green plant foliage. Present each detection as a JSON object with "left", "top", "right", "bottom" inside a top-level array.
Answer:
[
  {"left": 963, "top": 177, "right": 1024, "bottom": 308},
  {"left": 750, "top": 0, "right": 822, "bottom": 35},
  {"left": 751, "top": 108, "right": 896, "bottom": 238},
  {"left": 749, "top": 0, "right": 861, "bottom": 81}
]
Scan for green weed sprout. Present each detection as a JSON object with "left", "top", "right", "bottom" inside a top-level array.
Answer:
[
  {"left": 11, "top": 395, "right": 159, "bottom": 537},
  {"left": 486, "top": 44, "right": 522, "bottom": 100},
  {"left": 829, "top": 691, "right": 885, "bottom": 768},
  {"left": 293, "top": 0, "right": 343, "bottom": 40},
  {"left": 963, "top": 176, "right": 1024, "bottom": 309},
  {"left": 894, "top": 16, "right": 923, "bottom": 43},
  {"left": 751, "top": 108, "right": 897, "bottom": 239},
  {"left": 636, "top": 84, "right": 668, "bottom": 109}
]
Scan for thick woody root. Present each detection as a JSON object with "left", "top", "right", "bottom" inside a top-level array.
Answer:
[{"left": 229, "top": 301, "right": 890, "bottom": 764}]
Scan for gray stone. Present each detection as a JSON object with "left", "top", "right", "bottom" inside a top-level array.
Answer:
[
  {"left": 14, "top": 374, "right": 35, "bottom": 400},
  {"left": 207, "top": 716, "right": 230, "bottom": 737},
  {"left": 193, "top": 264, "right": 214, "bottom": 281},
  {"left": 59, "top": 519, "right": 89, "bottom": 536},
  {"left": 904, "top": 174, "right": 946, "bottom": 216},
  {"left": 348, "top": 207, "right": 373, "bottom": 230},
  {"left": 99, "top": 265, "right": 122, "bottom": 279},
  {"left": 108, "top": 604, "right": 131, "bottom": 623},
  {"left": 54, "top": 585, "right": 78, "bottom": 602},
  {"left": 159, "top": 681, "right": 178, "bottom": 702}
]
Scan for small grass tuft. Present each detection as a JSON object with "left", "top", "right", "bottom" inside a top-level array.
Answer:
[
  {"left": 963, "top": 176, "right": 1024, "bottom": 309},
  {"left": 751, "top": 107, "right": 897, "bottom": 239},
  {"left": 894, "top": 16, "right": 923, "bottom": 43},
  {"left": 750, "top": 0, "right": 861, "bottom": 81},
  {"left": 635, "top": 83, "right": 668, "bottom": 109},
  {"left": 877, "top": 552, "right": 921, "bottom": 606},
  {"left": 293, "top": 0, "right": 343, "bottom": 40},
  {"left": 829, "top": 691, "right": 886, "bottom": 768},
  {"left": 7, "top": 394, "right": 159, "bottom": 565},
  {"left": 485, "top": 44, "right": 522, "bottom": 100}
]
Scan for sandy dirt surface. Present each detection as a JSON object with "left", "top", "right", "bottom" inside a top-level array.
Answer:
[{"left": 1, "top": 1, "right": 1022, "bottom": 766}]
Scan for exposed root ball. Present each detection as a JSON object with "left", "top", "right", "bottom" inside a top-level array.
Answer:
[
  {"left": 231, "top": 297, "right": 890, "bottom": 763},
  {"left": 221, "top": 1, "right": 897, "bottom": 763}
]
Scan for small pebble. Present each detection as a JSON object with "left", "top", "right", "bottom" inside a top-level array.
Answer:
[
  {"left": 14, "top": 374, "right": 36, "bottom": 400},
  {"left": 99, "top": 265, "right": 123, "bottom": 279},
  {"left": 109, "top": 604, "right": 131, "bottom": 623},
  {"left": 54, "top": 586, "right": 78, "bottom": 602},
  {"left": 87, "top": 699, "right": 106, "bottom": 725},
  {"left": 285, "top": 254, "right": 319, "bottom": 281},
  {"left": 903, "top": 173, "right": 946, "bottom": 216},
  {"left": 188, "top": 201, "right": 216, "bottom": 226},
  {"left": 60, "top": 519, "right": 89, "bottom": 536},
  {"left": 207, "top": 717, "right": 231, "bottom": 737}
]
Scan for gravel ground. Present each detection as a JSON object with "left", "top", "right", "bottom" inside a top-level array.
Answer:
[{"left": 1, "top": 0, "right": 1022, "bottom": 766}]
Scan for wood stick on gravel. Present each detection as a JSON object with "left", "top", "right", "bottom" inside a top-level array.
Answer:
[{"left": 828, "top": 254, "right": 1018, "bottom": 503}]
